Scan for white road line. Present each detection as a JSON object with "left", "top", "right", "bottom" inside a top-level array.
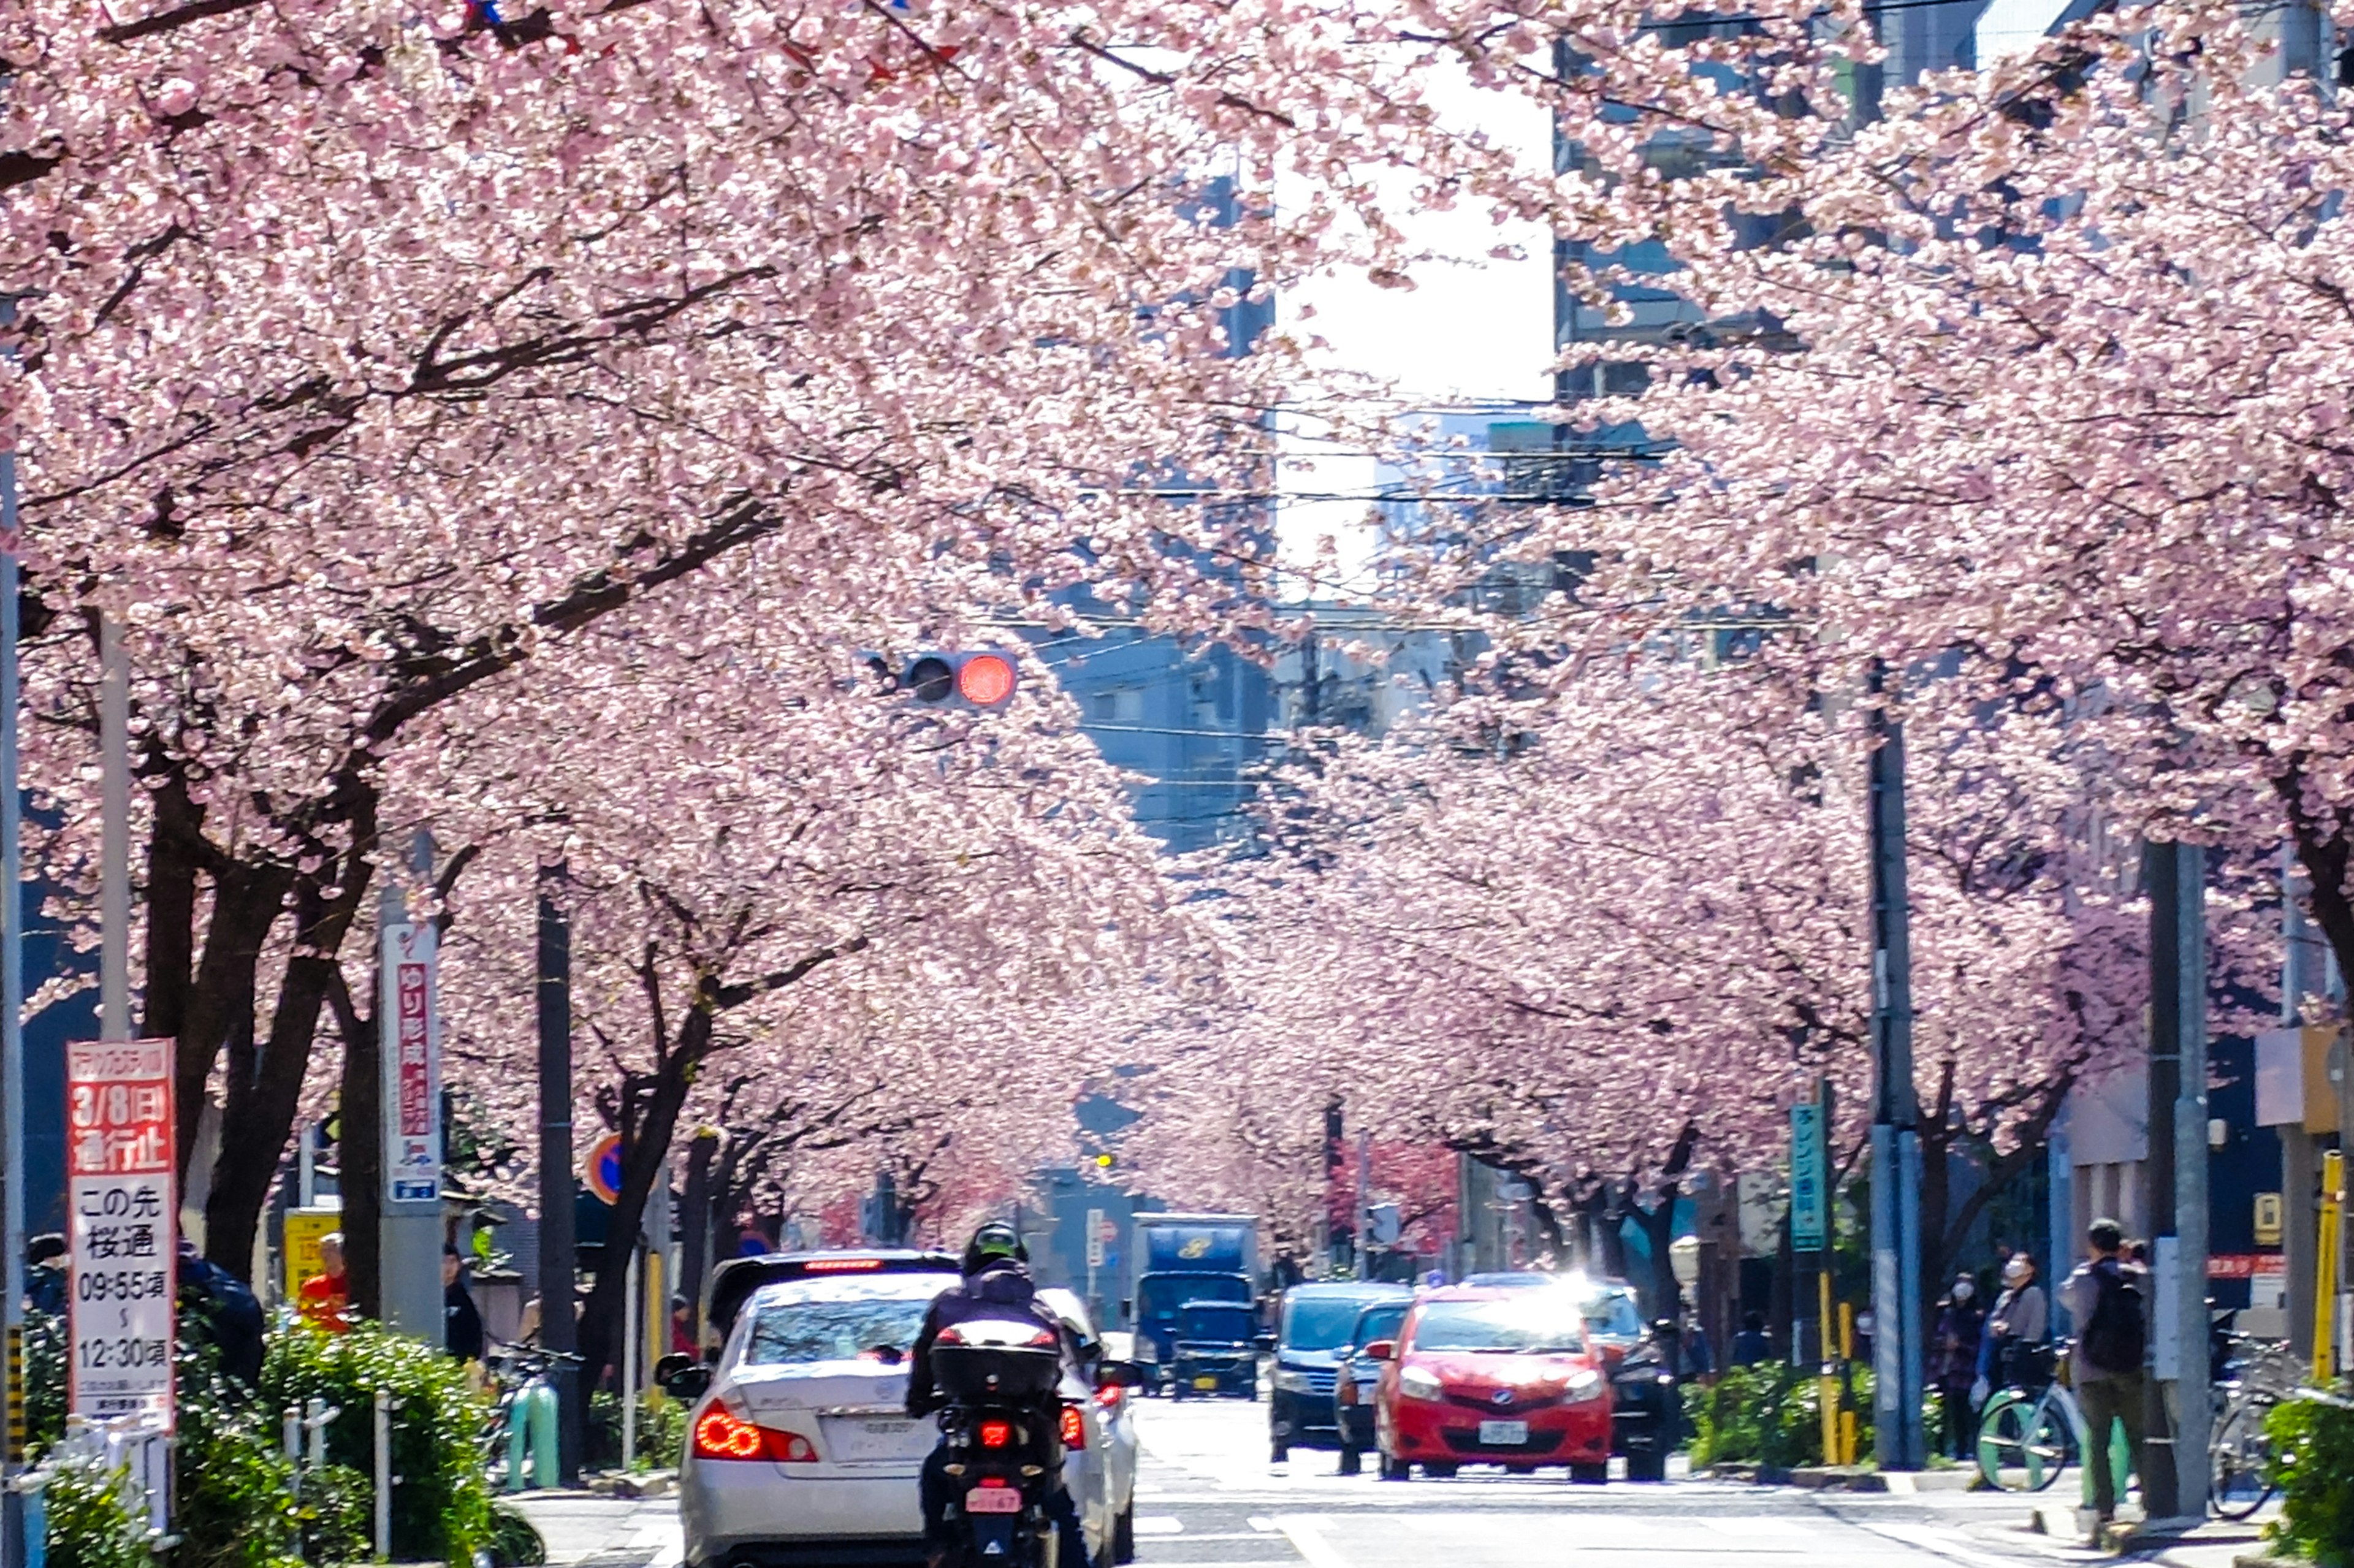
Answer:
[
  {"left": 1246, "top": 1516, "right": 1280, "bottom": 1532},
  {"left": 1274, "top": 1515, "right": 1352, "bottom": 1568},
  {"left": 1859, "top": 1521, "right": 2057, "bottom": 1568}
]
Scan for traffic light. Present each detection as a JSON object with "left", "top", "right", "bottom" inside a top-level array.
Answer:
[{"left": 870, "top": 650, "right": 1019, "bottom": 709}]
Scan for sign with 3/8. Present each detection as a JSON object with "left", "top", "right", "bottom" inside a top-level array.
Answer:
[{"left": 67, "top": 1037, "right": 177, "bottom": 1429}]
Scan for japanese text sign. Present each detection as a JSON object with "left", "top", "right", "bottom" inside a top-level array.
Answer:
[
  {"left": 67, "top": 1038, "right": 176, "bottom": 1428},
  {"left": 381, "top": 921, "right": 443, "bottom": 1205},
  {"left": 1789, "top": 1099, "right": 1829, "bottom": 1253}
]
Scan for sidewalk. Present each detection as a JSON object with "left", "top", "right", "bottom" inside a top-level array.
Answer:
[
  {"left": 506, "top": 1491, "right": 683, "bottom": 1568},
  {"left": 2002, "top": 1500, "right": 2284, "bottom": 1567}
]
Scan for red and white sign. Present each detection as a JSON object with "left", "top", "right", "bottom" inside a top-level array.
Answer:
[
  {"left": 2207, "top": 1253, "right": 2280, "bottom": 1280},
  {"left": 381, "top": 921, "right": 442, "bottom": 1205},
  {"left": 67, "top": 1037, "right": 176, "bottom": 1428}
]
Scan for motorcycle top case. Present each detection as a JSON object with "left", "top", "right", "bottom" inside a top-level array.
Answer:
[{"left": 933, "top": 1342, "right": 1064, "bottom": 1402}]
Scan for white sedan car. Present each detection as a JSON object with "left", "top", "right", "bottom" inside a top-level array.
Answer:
[
  {"left": 672, "top": 1252, "right": 1129, "bottom": 1568},
  {"left": 1035, "top": 1288, "right": 1140, "bottom": 1564}
]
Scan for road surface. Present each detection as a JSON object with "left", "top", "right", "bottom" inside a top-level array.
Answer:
[{"left": 517, "top": 1394, "right": 2255, "bottom": 1568}]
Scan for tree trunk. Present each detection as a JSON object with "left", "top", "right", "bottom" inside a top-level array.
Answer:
[
  {"left": 173, "top": 865, "right": 286, "bottom": 1182},
  {"left": 679, "top": 1129, "right": 720, "bottom": 1343},
  {"left": 335, "top": 972, "right": 384, "bottom": 1319},
  {"left": 577, "top": 1012, "right": 703, "bottom": 1387},
  {"left": 140, "top": 773, "right": 200, "bottom": 1045}
]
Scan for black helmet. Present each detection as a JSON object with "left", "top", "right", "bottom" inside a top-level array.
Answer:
[{"left": 964, "top": 1221, "right": 1027, "bottom": 1274}]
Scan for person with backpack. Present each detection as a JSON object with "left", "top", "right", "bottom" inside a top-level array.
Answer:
[{"left": 2059, "top": 1218, "right": 2149, "bottom": 1529}]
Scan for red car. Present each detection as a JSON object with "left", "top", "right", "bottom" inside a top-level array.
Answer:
[{"left": 1366, "top": 1286, "right": 1614, "bottom": 1482}]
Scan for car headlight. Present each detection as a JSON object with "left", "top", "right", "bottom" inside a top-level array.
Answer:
[
  {"left": 1398, "top": 1368, "right": 1445, "bottom": 1402},
  {"left": 1563, "top": 1369, "right": 1607, "bottom": 1404},
  {"left": 1273, "top": 1369, "right": 1315, "bottom": 1394}
]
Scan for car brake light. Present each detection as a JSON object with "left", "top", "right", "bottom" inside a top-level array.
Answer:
[
  {"left": 1027, "top": 1328, "right": 1059, "bottom": 1349},
  {"left": 693, "top": 1409, "right": 817, "bottom": 1462},
  {"left": 935, "top": 1326, "right": 966, "bottom": 1345},
  {"left": 1094, "top": 1384, "right": 1125, "bottom": 1412},
  {"left": 801, "top": 1258, "right": 885, "bottom": 1272},
  {"left": 1059, "top": 1404, "right": 1086, "bottom": 1450},
  {"left": 979, "top": 1420, "right": 1013, "bottom": 1449}
]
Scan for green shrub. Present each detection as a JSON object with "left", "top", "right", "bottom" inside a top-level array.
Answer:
[
  {"left": 1683, "top": 1363, "right": 1876, "bottom": 1469},
  {"left": 2268, "top": 1394, "right": 2354, "bottom": 1566},
  {"left": 171, "top": 1363, "right": 305, "bottom": 1568},
  {"left": 24, "top": 1309, "right": 67, "bottom": 1458},
  {"left": 585, "top": 1389, "right": 690, "bottom": 1472},
  {"left": 261, "top": 1323, "right": 493, "bottom": 1564},
  {"left": 41, "top": 1458, "right": 146, "bottom": 1568}
]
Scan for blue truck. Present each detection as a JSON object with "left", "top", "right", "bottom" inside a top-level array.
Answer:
[{"left": 1125, "top": 1212, "right": 1262, "bottom": 1392}]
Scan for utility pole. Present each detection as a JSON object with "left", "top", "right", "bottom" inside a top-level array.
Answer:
[
  {"left": 1354, "top": 1129, "right": 1372, "bottom": 1281},
  {"left": 376, "top": 832, "right": 443, "bottom": 1342},
  {"left": 536, "top": 864, "right": 581, "bottom": 1484},
  {"left": 2142, "top": 840, "right": 2210, "bottom": 1519},
  {"left": 1866, "top": 664, "right": 1925, "bottom": 1471},
  {"left": 1, "top": 409, "right": 27, "bottom": 1568}
]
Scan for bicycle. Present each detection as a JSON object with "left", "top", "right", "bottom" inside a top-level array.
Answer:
[
  {"left": 2207, "top": 1327, "right": 2299, "bottom": 1521},
  {"left": 1976, "top": 1368, "right": 2082, "bottom": 1493}
]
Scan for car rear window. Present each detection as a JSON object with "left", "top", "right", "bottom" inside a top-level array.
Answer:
[
  {"left": 1282, "top": 1295, "right": 1376, "bottom": 1350},
  {"left": 1409, "top": 1300, "right": 1584, "bottom": 1354},
  {"left": 1582, "top": 1290, "right": 1643, "bottom": 1339},
  {"left": 744, "top": 1296, "right": 936, "bottom": 1366},
  {"left": 1352, "top": 1304, "right": 1407, "bottom": 1347}
]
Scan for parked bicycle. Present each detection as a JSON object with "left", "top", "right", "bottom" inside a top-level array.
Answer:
[
  {"left": 2207, "top": 1323, "right": 2300, "bottom": 1521},
  {"left": 1976, "top": 1358, "right": 2082, "bottom": 1493}
]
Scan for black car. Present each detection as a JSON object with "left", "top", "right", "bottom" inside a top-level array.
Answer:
[
  {"left": 1169, "top": 1300, "right": 1259, "bottom": 1400},
  {"left": 1267, "top": 1281, "right": 1412, "bottom": 1463},
  {"left": 1329, "top": 1298, "right": 1411, "bottom": 1474}
]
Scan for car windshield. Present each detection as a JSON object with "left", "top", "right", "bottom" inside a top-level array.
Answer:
[
  {"left": 1582, "top": 1290, "right": 1643, "bottom": 1340},
  {"left": 1409, "top": 1300, "right": 1583, "bottom": 1355},
  {"left": 744, "top": 1296, "right": 935, "bottom": 1366},
  {"left": 1138, "top": 1275, "right": 1251, "bottom": 1323},
  {"left": 1181, "top": 1305, "right": 1255, "bottom": 1341},
  {"left": 1350, "top": 1304, "right": 1407, "bottom": 1349},
  {"left": 1284, "top": 1295, "right": 1379, "bottom": 1350}
]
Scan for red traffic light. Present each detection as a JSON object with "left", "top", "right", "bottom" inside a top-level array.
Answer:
[{"left": 956, "top": 653, "right": 1017, "bottom": 707}]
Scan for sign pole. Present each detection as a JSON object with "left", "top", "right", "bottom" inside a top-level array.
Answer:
[
  {"left": 377, "top": 832, "right": 443, "bottom": 1343},
  {"left": 2, "top": 432, "right": 26, "bottom": 1567}
]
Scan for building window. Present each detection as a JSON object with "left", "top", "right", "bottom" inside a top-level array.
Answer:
[{"left": 1090, "top": 688, "right": 1145, "bottom": 724}]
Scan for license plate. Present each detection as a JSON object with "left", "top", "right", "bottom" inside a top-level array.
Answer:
[
  {"left": 1194, "top": 1376, "right": 1220, "bottom": 1390},
  {"left": 965, "top": 1486, "right": 1023, "bottom": 1515},
  {"left": 1478, "top": 1420, "right": 1529, "bottom": 1445},
  {"left": 821, "top": 1416, "right": 918, "bottom": 1463}
]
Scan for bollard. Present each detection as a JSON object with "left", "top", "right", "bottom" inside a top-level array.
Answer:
[
  {"left": 284, "top": 1407, "right": 303, "bottom": 1499},
  {"left": 372, "top": 1390, "right": 394, "bottom": 1562},
  {"left": 525, "top": 1382, "right": 560, "bottom": 1491},
  {"left": 305, "top": 1398, "right": 335, "bottom": 1473}
]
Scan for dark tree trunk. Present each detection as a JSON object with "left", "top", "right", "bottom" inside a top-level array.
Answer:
[
  {"left": 173, "top": 865, "right": 286, "bottom": 1183},
  {"left": 334, "top": 969, "right": 384, "bottom": 1319},
  {"left": 205, "top": 867, "right": 373, "bottom": 1277},
  {"left": 679, "top": 1129, "right": 720, "bottom": 1343},
  {"left": 140, "top": 773, "right": 200, "bottom": 1045},
  {"left": 577, "top": 1011, "right": 703, "bottom": 1387}
]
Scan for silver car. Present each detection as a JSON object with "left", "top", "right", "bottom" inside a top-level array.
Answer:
[
  {"left": 673, "top": 1252, "right": 1126, "bottom": 1567},
  {"left": 1036, "top": 1288, "right": 1139, "bottom": 1564}
]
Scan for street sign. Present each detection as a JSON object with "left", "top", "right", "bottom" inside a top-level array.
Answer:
[
  {"left": 1085, "top": 1208, "right": 1106, "bottom": 1270},
  {"left": 1366, "top": 1203, "right": 1402, "bottom": 1247},
  {"left": 1789, "top": 1100, "right": 1829, "bottom": 1252},
  {"left": 283, "top": 1207, "right": 342, "bottom": 1301},
  {"left": 585, "top": 1132, "right": 624, "bottom": 1205},
  {"left": 380, "top": 920, "right": 442, "bottom": 1205},
  {"left": 67, "top": 1038, "right": 176, "bottom": 1429},
  {"left": 2254, "top": 1192, "right": 2284, "bottom": 1247}
]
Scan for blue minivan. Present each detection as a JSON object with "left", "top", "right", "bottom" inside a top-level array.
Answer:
[{"left": 1267, "top": 1281, "right": 1412, "bottom": 1463}]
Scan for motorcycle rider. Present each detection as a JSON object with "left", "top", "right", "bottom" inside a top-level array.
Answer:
[{"left": 907, "top": 1222, "right": 1087, "bottom": 1567}]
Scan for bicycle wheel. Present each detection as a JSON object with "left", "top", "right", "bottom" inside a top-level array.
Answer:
[
  {"left": 1979, "top": 1395, "right": 2073, "bottom": 1493},
  {"left": 2209, "top": 1396, "right": 2276, "bottom": 1521}
]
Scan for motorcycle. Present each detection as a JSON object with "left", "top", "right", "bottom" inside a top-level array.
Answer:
[{"left": 930, "top": 1315, "right": 1072, "bottom": 1568}]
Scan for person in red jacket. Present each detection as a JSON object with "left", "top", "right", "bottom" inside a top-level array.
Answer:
[{"left": 297, "top": 1233, "right": 352, "bottom": 1334}]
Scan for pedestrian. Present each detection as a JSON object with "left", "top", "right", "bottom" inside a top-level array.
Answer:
[
  {"left": 298, "top": 1232, "right": 352, "bottom": 1334},
  {"left": 671, "top": 1294, "right": 695, "bottom": 1355},
  {"left": 178, "top": 1236, "right": 265, "bottom": 1393},
  {"left": 2059, "top": 1219, "right": 2149, "bottom": 1532},
  {"left": 25, "top": 1234, "right": 66, "bottom": 1317},
  {"left": 444, "top": 1246, "right": 486, "bottom": 1363},
  {"left": 1930, "top": 1272, "right": 1984, "bottom": 1460},
  {"left": 1976, "top": 1251, "right": 2047, "bottom": 1402},
  {"left": 1731, "top": 1311, "right": 1772, "bottom": 1367}
]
